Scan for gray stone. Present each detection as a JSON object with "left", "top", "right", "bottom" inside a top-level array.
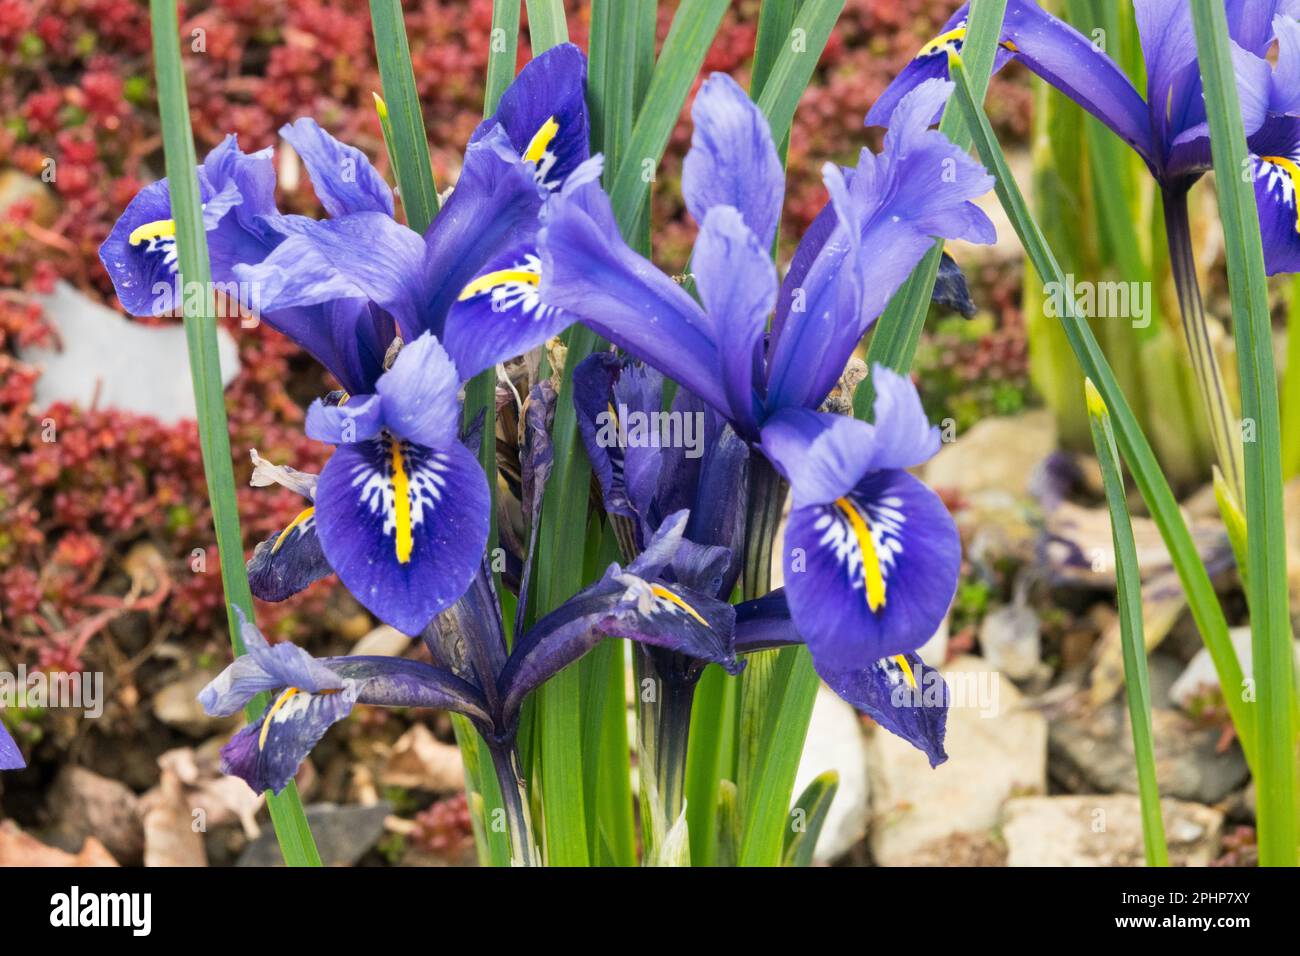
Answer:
[
  {"left": 979, "top": 603, "right": 1041, "bottom": 681},
  {"left": 22, "top": 281, "right": 239, "bottom": 425},
  {"left": 153, "top": 670, "right": 234, "bottom": 738},
  {"left": 1049, "top": 701, "right": 1249, "bottom": 804},
  {"left": 867, "top": 656, "right": 1047, "bottom": 866},
  {"left": 793, "top": 685, "right": 871, "bottom": 863},
  {"left": 47, "top": 766, "right": 144, "bottom": 865},
  {"left": 237, "top": 802, "right": 392, "bottom": 867},
  {"left": 1002, "top": 795, "right": 1223, "bottom": 866},
  {"left": 351, "top": 624, "right": 411, "bottom": 658}
]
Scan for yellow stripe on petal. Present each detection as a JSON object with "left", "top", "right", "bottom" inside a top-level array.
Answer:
[
  {"left": 128, "top": 218, "right": 176, "bottom": 246},
  {"left": 650, "top": 584, "right": 710, "bottom": 628},
  {"left": 458, "top": 268, "right": 540, "bottom": 301},
  {"left": 1260, "top": 155, "right": 1300, "bottom": 232},
  {"left": 271, "top": 506, "right": 315, "bottom": 554},
  {"left": 259, "top": 687, "right": 300, "bottom": 750},
  {"left": 893, "top": 654, "right": 917, "bottom": 689},
  {"left": 390, "top": 441, "right": 414, "bottom": 564},
  {"left": 524, "top": 116, "right": 560, "bottom": 163},
  {"left": 918, "top": 26, "right": 966, "bottom": 58},
  {"left": 834, "top": 497, "right": 887, "bottom": 612}
]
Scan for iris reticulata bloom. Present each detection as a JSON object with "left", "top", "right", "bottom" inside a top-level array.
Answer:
[
  {"left": 872, "top": 0, "right": 1300, "bottom": 274},
  {"left": 0, "top": 721, "right": 23, "bottom": 771}
]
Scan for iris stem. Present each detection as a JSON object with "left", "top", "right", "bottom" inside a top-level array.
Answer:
[
  {"left": 1162, "top": 185, "right": 1245, "bottom": 504},
  {"left": 634, "top": 648, "right": 697, "bottom": 864},
  {"left": 487, "top": 738, "right": 538, "bottom": 866}
]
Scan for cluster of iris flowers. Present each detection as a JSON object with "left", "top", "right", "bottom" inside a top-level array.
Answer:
[{"left": 33, "top": 0, "right": 1291, "bottom": 863}]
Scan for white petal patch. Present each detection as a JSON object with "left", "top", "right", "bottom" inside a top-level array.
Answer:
[
  {"left": 347, "top": 437, "right": 450, "bottom": 559},
  {"left": 1257, "top": 152, "right": 1300, "bottom": 230},
  {"left": 459, "top": 253, "right": 559, "bottom": 323},
  {"left": 813, "top": 493, "right": 907, "bottom": 602}
]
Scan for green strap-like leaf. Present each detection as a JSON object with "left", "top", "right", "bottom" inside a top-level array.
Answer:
[
  {"left": 782, "top": 770, "right": 840, "bottom": 867},
  {"left": 1085, "top": 381, "right": 1169, "bottom": 867},
  {"left": 369, "top": 0, "right": 439, "bottom": 233},
  {"left": 947, "top": 51, "right": 1257, "bottom": 768},
  {"left": 149, "top": 0, "right": 319, "bottom": 867},
  {"left": 1189, "top": 0, "right": 1297, "bottom": 867}
]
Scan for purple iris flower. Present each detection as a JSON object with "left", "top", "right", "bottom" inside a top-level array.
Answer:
[
  {"left": 572, "top": 353, "right": 951, "bottom": 766},
  {"left": 0, "top": 721, "right": 24, "bottom": 771},
  {"left": 537, "top": 72, "right": 994, "bottom": 441},
  {"left": 100, "top": 42, "right": 590, "bottom": 395},
  {"left": 869, "top": 0, "right": 1300, "bottom": 275},
  {"left": 203, "top": 511, "right": 740, "bottom": 796},
  {"left": 101, "top": 45, "right": 596, "bottom": 636},
  {"left": 532, "top": 72, "right": 983, "bottom": 724}
]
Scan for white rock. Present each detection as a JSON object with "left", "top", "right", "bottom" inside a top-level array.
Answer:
[
  {"left": 351, "top": 625, "right": 411, "bottom": 658},
  {"left": 793, "top": 685, "right": 871, "bottom": 864},
  {"left": 1169, "top": 627, "right": 1300, "bottom": 710},
  {"left": 866, "top": 655, "right": 1047, "bottom": 866},
  {"left": 1002, "top": 794, "right": 1223, "bottom": 866},
  {"left": 979, "top": 603, "right": 1041, "bottom": 681},
  {"left": 22, "top": 281, "right": 239, "bottom": 425}
]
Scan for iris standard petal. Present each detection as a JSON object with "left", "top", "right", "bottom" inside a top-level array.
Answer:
[
  {"left": 441, "top": 242, "right": 573, "bottom": 380},
  {"left": 470, "top": 42, "right": 590, "bottom": 190},
  {"left": 782, "top": 468, "right": 960, "bottom": 669},
  {"left": 681, "top": 72, "right": 786, "bottom": 247},
  {"left": 692, "top": 205, "right": 777, "bottom": 436},
  {"left": 537, "top": 179, "right": 730, "bottom": 415},
  {"left": 865, "top": 364, "right": 943, "bottom": 471},
  {"left": 280, "top": 118, "right": 395, "bottom": 218},
  {"left": 305, "top": 393, "right": 384, "bottom": 445},
  {"left": 0, "top": 721, "right": 25, "bottom": 770},
  {"left": 760, "top": 407, "right": 876, "bottom": 508},
  {"left": 1270, "top": 15, "right": 1300, "bottom": 116},
  {"left": 421, "top": 126, "right": 546, "bottom": 333},
  {"left": 314, "top": 436, "right": 489, "bottom": 635},
  {"left": 767, "top": 80, "right": 994, "bottom": 412},
  {"left": 235, "top": 212, "right": 429, "bottom": 340},
  {"left": 247, "top": 506, "right": 332, "bottom": 602},
  {"left": 376, "top": 332, "right": 463, "bottom": 449}
]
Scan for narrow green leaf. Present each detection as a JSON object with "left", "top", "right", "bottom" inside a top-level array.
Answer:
[
  {"left": 1085, "top": 380, "right": 1168, "bottom": 867},
  {"left": 1189, "top": 0, "right": 1297, "bottom": 867},
  {"left": 750, "top": 0, "right": 799, "bottom": 101},
  {"left": 947, "top": 51, "right": 1257, "bottom": 767},
  {"left": 149, "top": 0, "right": 319, "bottom": 866},
  {"left": 752, "top": 0, "right": 845, "bottom": 145},
  {"left": 737, "top": 649, "right": 819, "bottom": 866},
  {"left": 525, "top": 0, "right": 569, "bottom": 53},
  {"left": 1282, "top": 275, "right": 1300, "bottom": 480},
  {"left": 684, "top": 664, "right": 738, "bottom": 866},
  {"left": 369, "top": 0, "right": 439, "bottom": 233},
  {"left": 856, "top": 0, "right": 1007, "bottom": 417},
  {"left": 781, "top": 770, "right": 839, "bottom": 867},
  {"left": 485, "top": 0, "right": 522, "bottom": 115},
  {"left": 608, "top": 0, "right": 731, "bottom": 239}
]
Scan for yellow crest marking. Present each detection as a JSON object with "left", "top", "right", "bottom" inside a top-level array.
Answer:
[
  {"left": 524, "top": 116, "right": 560, "bottom": 164},
  {"left": 458, "top": 268, "right": 540, "bottom": 301},
  {"left": 834, "top": 496, "right": 887, "bottom": 612},
  {"left": 272, "top": 506, "right": 315, "bottom": 554},
  {"left": 259, "top": 687, "right": 301, "bottom": 750},
  {"left": 893, "top": 654, "right": 918, "bottom": 690},
  {"left": 390, "top": 440, "right": 414, "bottom": 564},
  {"left": 128, "top": 218, "right": 177, "bottom": 246},
  {"left": 918, "top": 26, "right": 966, "bottom": 58},
  {"left": 1260, "top": 155, "right": 1300, "bottom": 232},
  {"left": 650, "top": 584, "right": 709, "bottom": 627}
]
